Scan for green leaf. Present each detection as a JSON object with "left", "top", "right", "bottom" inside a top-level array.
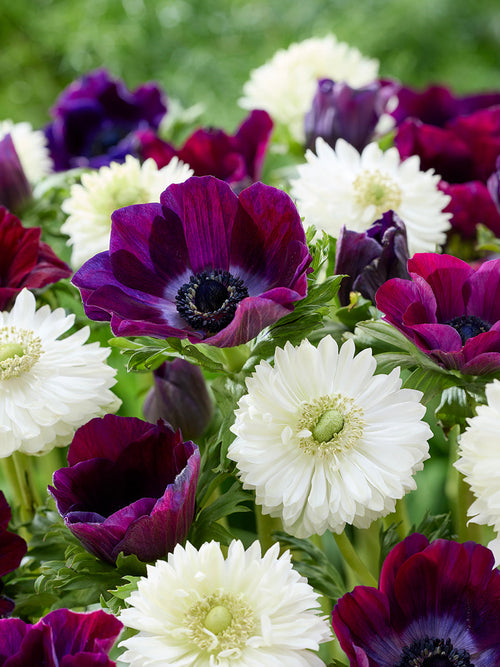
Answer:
[
  {"left": 435, "top": 386, "right": 475, "bottom": 430},
  {"left": 274, "top": 532, "right": 347, "bottom": 602},
  {"left": 411, "top": 510, "right": 455, "bottom": 542},
  {"left": 403, "top": 367, "right": 456, "bottom": 405}
]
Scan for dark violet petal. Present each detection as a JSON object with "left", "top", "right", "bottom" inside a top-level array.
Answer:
[
  {"left": 450, "top": 106, "right": 500, "bottom": 183},
  {"left": 42, "top": 608, "right": 122, "bottom": 658},
  {"left": 0, "top": 617, "right": 28, "bottom": 659},
  {"left": 60, "top": 654, "right": 116, "bottom": 667},
  {"left": 67, "top": 414, "right": 151, "bottom": 466},
  {"left": 136, "top": 129, "right": 176, "bottom": 168},
  {"left": 379, "top": 533, "right": 429, "bottom": 598},
  {"left": 109, "top": 203, "right": 162, "bottom": 270},
  {"left": 409, "top": 322, "right": 463, "bottom": 353},
  {"left": 0, "top": 135, "right": 31, "bottom": 212},
  {"left": 335, "top": 226, "right": 383, "bottom": 306},
  {"left": 233, "top": 109, "right": 273, "bottom": 181},
  {"left": 160, "top": 176, "right": 236, "bottom": 273},
  {"left": 376, "top": 277, "right": 431, "bottom": 333},
  {"left": 177, "top": 128, "right": 246, "bottom": 183},
  {"left": 149, "top": 206, "right": 190, "bottom": 283},
  {"left": 0, "top": 530, "right": 27, "bottom": 579},
  {"left": 0, "top": 492, "right": 11, "bottom": 532},
  {"left": 441, "top": 180, "right": 500, "bottom": 239},
  {"left": 2, "top": 624, "right": 52, "bottom": 667}
]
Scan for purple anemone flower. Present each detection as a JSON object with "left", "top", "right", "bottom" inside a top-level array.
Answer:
[
  {"left": 49, "top": 414, "right": 200, "bottom": 564},
  {"left": 391, "top": 83, "right": 500, "bottom": 127},
  {"left": 376, "top": 253, "right": 500, "bottom": 375},
  {"left": 143, "top": 358, "right": 213, "bottom": 442},
  {"left": 305, "top": 78, "right": 396, "bottom": 153},
  {"left": 332, "top": 533, "right": 500, "bottom": 667},
  {"left": 0, "top": 207, "right": 72, "bottom": 311},
  {"left": 0, "top": 491, "right": 27, "bottom": 617},
  {"left": 0, "top": 135, "right": 31, "bottom": 212},
  {"left": 0, "top": 608, "right": 122, "bottom": 666},
  {"left": 138, "top": 110, "right": 273, "bottom": 193},
  {"left": 335, "top": 211, "right": 410, "bottom": 307},
  {"left": 72, "top": 175, "right": 311, "bottom": 347},
  {"left": 45, "top": 68, "right": 167, "bottom": 171}
]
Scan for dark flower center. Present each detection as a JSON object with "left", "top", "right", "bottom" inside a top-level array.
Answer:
[
  {"left": 445, "top": 315, "right": 491, "bottom": 345},
  {"left": 176, "top": 269, "right": 249, "bottom": 334},
  {"left": 395, "top": 636, "right": 473, "bottom": 667},
  {"left": 89, "top": 125, "right": 131, "bottom": 156}
]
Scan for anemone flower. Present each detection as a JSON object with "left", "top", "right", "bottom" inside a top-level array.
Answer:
[
  {"left": 72, "top": 175, "right": 311, "bottom": 347},
  {"left": 0, "top": 207, "right": 72, "bottom": 310},
  {"left": 139, "top": 110, "right": 273, "bottom": 193},
  {"left": 0, "top": 491, "right": 27, "bottom": 617},
  {"left": 376, "top": 252, "right": 500, "bottom": 375},
  {"left": 0, "top": 608, "right": 122, "bottom": 665},
  {"left": 45, "top": 68, "right": 167, "bottom": 170},
  {"left": 332, "top": 533, "right": 500, "bottom": 666},
  {"left": 49, "top": 414, "right": 200, "bottom": 564}
]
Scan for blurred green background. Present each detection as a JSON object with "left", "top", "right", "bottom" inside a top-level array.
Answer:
[{"left": 2, "top": 0, "right": 500, "bottom": 131}]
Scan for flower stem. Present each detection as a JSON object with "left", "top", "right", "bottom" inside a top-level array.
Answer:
[
  {"left": 255, "top": 504, "right": 283, "bottom": 553},
  {"left": 384, "top": 497, "right": 411, "bottom": 540},
  {"left": 334, "top": 530, "right": 378, "bottom": 588},
  {"left": 11, "top": 451, "right": 40, "bottom": 525}
]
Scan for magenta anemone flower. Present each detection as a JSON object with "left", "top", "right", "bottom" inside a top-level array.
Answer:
[
  {"left": 45, "top": 68, "right": 167, "bottom": 171},
  {"left": 0, "top": 135, "right": 31, "bottom": 212},
  {"left": 0, "top": 491, "right": 27, "bottom": 617},
  {"left": 376, "top": 253, "right": 500, "bottom": 375},
  {"left": 49, "top": 414, "right": 200, "bottom": 564},
  {"left": 335, "top": 210, "right": 410, "bottom": 307},
  {"left": 332, "top": 533, "right": 500, "bottom": 666},
  {"left": 0, "top": 207, "right": 72, "bottom": 310},
  {"left": 72, "top": 175, "right": 311, "bottom": 347},
  {"left": 305, "top": 78, "right": 396, "bottom": 153},
  {"left": 138, "top": 110, "right": 273, "bottom": 192},
  {"left": 0, "top": 608, "right": 122, "bottom": 665},
  {"left": 143, "top": 358, "right": 213, "bottom": 442}
]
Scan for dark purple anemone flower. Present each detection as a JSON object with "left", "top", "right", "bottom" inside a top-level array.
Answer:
[
  {"left": 0, "top": 135, "right": 31, "bottom": 212},
  {"left": 72, "top": 175, "right": 311, "bottom": 347},
  {"left": 332, "top": 533, "right": 500, "bottom": 667},
  {"left": 45, "top": 68, "right": 167, "bottom": 171},
  {"left": 305, "top": 78, "right": 396, "bottom": 153},
  {"left": 49, "top": 414, "right": 200, "bottom": 564},
  {"left": 376, "top": 252, "right": 500, "bottom": 375},
  {"left": 143, "top": 358, "right": 213, "bottom": 442},
  {"left": 0, "top": 491, "right": 27, "bottom": 618},
  {"left": 0, "top": 608, "right": 122, "bottom": 666},
  {"left": 335, "top": 211, "right": 410, "bottom": 307},
  {"left": 0, "top": 207, "right": 72, "bottom": 310},
  {"left": 138, "top": 110, "right": 273, "bottom": 192},
  {"left": 391, "top": 83, "right": 500, "bottom": 127}
]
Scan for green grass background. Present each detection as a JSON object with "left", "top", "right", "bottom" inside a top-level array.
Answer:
[{"left": 2, "top": 0, "right": 500, "bottom": 131}]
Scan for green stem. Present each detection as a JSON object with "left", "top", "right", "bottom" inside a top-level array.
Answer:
[
  {"left": 334, "top": 530, "right": 378, "bottom": 588},
  {"left": 384, "top": 497, "right": 411, "bottom": 540},
  {"left": 255, "top": 504, "right": 283, "bottom": 553},
  {"left": 11, "top": 451, "right": 39, "bottom": 525}
]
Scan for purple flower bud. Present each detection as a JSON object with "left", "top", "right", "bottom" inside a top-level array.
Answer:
[
  {"left": 0, "top": 134, "right": 31, "bottom": 212},
  {"left": 143, "top": 359, "right": 213, "bottom": 441},
  {"left": 49, "top": 415, "right": 200, "bottom": 564},
  {"left": 305, "top": 78, "right": 396, "bottom": 152},
  {"left": 0, "top": 608, "right": 122, "bottom": 665},
  {"left": 334, "top": 211, "right": 410, "bottom": 306},
  {"left": 487, "top": 155, "right": 500, "bottom": 213}
]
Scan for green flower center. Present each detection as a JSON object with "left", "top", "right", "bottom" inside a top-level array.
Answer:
[
  {"left": 297, "top": 394, "right": 365, "bottom": 459},
  {"left": 185, "top": 591, "right": 255, "bottom": 658},
  {"left": 353, "top": 169, "right": 402, "bottom": 218},
  {"left": 0, "top": 328, "right": 42, "bottom": 380}
]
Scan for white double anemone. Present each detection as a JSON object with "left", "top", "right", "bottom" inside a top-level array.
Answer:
[
  {"left": 228, "top": 336, "right": 431, "bottom": 538},
  {"left": 239, "top": 35, "right": 379, "bottom": 143},
  {"left": 0, "top": 289, "right": 120, "bottom": 456},
  {"left": 0, "top": 120, "right": 53, "bottom": 183},
  {"left": 119, "top": 540, "right": 331, "bottom": 666},
  {"left": 61, "top": 155, "right": 193, "bottom": 268},
  {"left": 290, "top": 137, "right": 451, "bottom": 255},
  {"left": 455, "top": 379, "right": 500, "bottom": 565}
]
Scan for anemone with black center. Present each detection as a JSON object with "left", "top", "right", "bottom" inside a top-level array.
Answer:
[
  {"left": 395, "top": 636, "right": 473, "bottom": 667},
  {"left": 175, "top": 269, "right": 248, "bottom": 334},
  {"left": 445, "top": 315, "right": 491, "bottom": 345},
  {"left": 88, "top": 124, "right": 131, "bottom": 157}
]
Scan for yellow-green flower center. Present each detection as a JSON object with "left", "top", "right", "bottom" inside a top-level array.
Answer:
[
  {"left": 353, "top": 169, "right": 402, "bottom": 218},
  {"left": 0, "top": 327, "right": 42, "bottom": 380},
  {"left": 185, "top": 591, "right": 255, "bottom": 657},
  {"left": 297, "top": 394, "right": 365, "bottom": 459}
]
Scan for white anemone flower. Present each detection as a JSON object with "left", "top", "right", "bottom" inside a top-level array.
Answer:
[
  {"left": 61, "top": 155, "right": 193, "bottom": 268},
  {"left": 119, "top": 539, "right": 331, "bottom": 666},
  {"left": 0, "top": 120, "right": 53, "bottom": 183},
  {"left": 0, "top": 289, "right": 120, "bottom": 457},
  {"left": 455, "top": 379, "right": 500, "bottom": 565},
  {"left": 239, "top": 35, "right": 379, "bottom": 143},
  {"left": 290, "top": 137, "right": 452, "bottom": 256},
  {"left": 228, "top": 336, "right": 431, "bottom": 538}
]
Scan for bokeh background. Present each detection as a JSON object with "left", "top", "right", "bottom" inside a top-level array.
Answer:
[{"left": 2, "top": 0, "right": 500, "bottom": 130}]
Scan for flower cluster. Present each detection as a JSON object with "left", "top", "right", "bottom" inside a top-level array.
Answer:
[{"left": 1, "top": 29, "right": 500, "bottom": 667}]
